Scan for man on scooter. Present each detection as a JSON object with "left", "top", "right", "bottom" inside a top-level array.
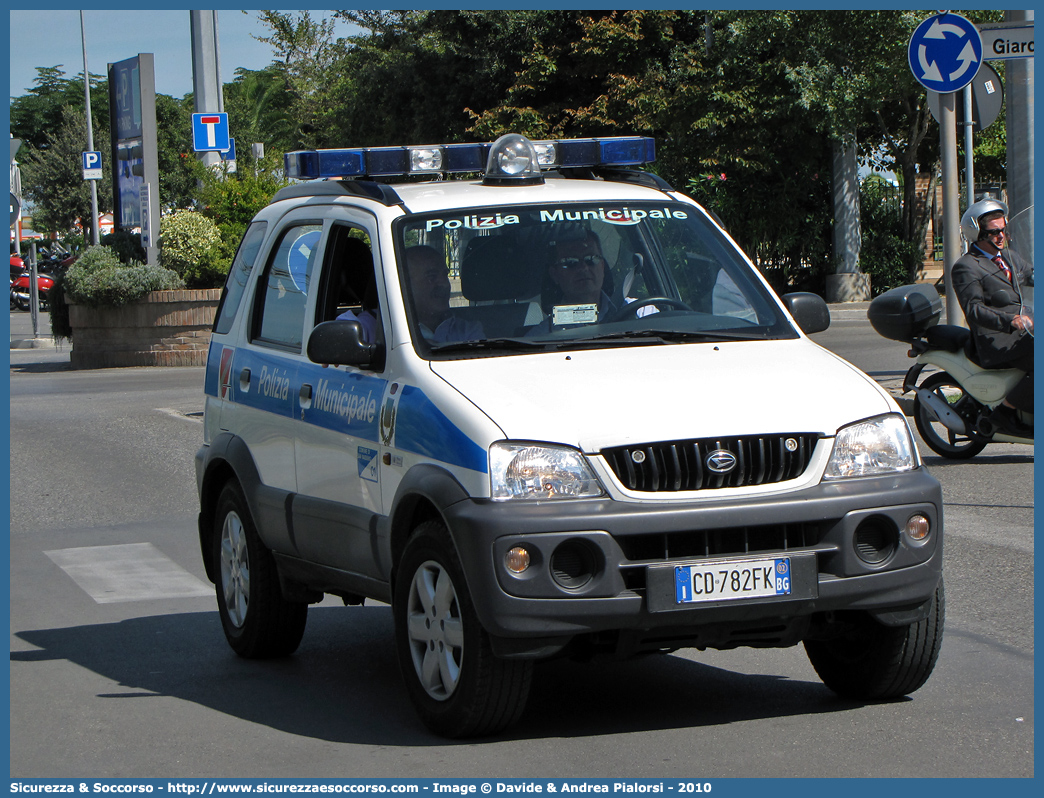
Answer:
[{"left": 952, "top": 198, "right": 1033, "bottom": 438}]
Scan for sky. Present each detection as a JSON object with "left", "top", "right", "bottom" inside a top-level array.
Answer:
[{"left": 8, "top": 8, "right": 358, "bottom": 100}]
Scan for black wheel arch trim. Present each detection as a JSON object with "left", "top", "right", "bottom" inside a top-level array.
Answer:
[
  {"left": 385, "top": 463, "right": 474, "bottom": 586},
  {"left": 198, "top": 433, "right": 296, "bottom": 582}
]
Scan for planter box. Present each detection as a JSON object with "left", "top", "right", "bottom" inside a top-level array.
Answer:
[{"left": 68, "top": 289, "right": 221, "bottom": 369}]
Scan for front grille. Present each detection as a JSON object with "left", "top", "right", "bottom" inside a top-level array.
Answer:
[
  {"left": 617, "top": 522, "right": 823, "bottom": 563},
  {"left": 602, "top": 433, "right": 819, "bottom": 492},
  {"left": 616, "top": 521, "right": 829, "bottom": 592}
]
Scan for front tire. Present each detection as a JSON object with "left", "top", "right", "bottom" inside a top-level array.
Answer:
[
  {"left": 393, "top": 519, "right": 532, "bottom": 737},
  {"left": 213, "top": 481, "right": 307, "bottom": 658},
  {"left": 913, "top": 372, "right": 988, "bottom": 459},
  {"left": 805, "top": 578, "right": 944, "bottom": 700}
]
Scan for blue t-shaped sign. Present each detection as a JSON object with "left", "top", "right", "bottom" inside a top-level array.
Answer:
[
  {"left": 192, "top": 112, "right": 230, "bottom": 152},
  {"left": 908, "top": 13, "right": 984, "bottom": 93}
]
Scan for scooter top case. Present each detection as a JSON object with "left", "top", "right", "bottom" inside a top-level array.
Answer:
[{"left": 868, "top": 284, "right": 943, "bottom": 343}]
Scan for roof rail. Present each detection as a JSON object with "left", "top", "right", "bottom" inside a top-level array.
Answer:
[
  {"left": 559, "top": 166, "right": 676, "bottom": 193},
  {"left": 270, "top": 180, "right": 404, "bottom": 207}
]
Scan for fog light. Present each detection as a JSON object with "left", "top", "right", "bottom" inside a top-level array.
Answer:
[
  {"left": 853, "top": 516, "right": 897, "bottom": 564},
  {"left": 505, "top": 546, "right": 531, "bottom": 574},
  {"left": 550, "top": 541, "right": 597, "bottom": 589},
  {"left": 906, "top": 514, "right": 930, "bottom": 541}
]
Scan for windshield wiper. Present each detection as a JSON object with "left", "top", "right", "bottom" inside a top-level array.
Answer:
[
  {"left": 584, "top": 328, "right": 772, "bottom": 343},
  {"left": 428, "top": 337, "right": 551, "bottom": 354}
]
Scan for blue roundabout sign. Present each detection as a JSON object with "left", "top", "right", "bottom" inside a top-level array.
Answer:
[{"left": 908, "top": 13, "right": 984, "bottom": 93}]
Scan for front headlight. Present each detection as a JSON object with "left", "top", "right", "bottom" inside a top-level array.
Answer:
[
  {"left": 490, "top": 442, "right": 605, "bottom": 501},
  {"left": 824, "top": 413, "right": 917, "bottom": 480}
]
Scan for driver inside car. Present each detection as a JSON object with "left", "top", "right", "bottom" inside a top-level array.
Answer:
[{"left": 529, "top": 231, "right": 655, "bottom": 332}]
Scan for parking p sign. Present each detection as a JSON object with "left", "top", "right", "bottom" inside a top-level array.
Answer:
[{"left": 82, "top": 151, "right": 103, "bottom": 180}]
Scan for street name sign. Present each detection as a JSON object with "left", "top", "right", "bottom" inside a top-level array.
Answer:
[
  {"left": 909, "top": 13, "right": 983, "bottom": 93},
  {"left": 978, "top": 22, "right": 1034, "bottom": 61}
]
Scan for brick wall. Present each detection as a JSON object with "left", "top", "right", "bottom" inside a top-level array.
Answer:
[{"left": 68, "top": 289, "right": 222, "bottom": 369}]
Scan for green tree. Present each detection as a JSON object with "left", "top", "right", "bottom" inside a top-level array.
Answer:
[
  {"left": 155, "top": 93, "right": 197, "bottom": 210},
  {"left": 20, "top": 106, "right": 113, "bottom": 241},
  {"left": 252, "top": 10, "right": 338, "bottom": 149},
  {"left": 224, "top": 65, "right": 298, "bottom": 156},
  {"left": 184, "top": 151, "right": 291, "bottom": 280},
  {"left": 10, "top": 66, "right": 109, "bottom": 153}
]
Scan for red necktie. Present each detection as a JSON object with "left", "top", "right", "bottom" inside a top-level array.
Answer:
[{"left": 993, "top": 255, "right": 1012, "bottom": 282}]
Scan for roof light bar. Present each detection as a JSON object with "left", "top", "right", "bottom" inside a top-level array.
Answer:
[{"left": 284, "top": 134, "right": 655, "bottom": 182}]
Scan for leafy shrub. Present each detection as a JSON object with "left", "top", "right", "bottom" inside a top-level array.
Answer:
[
  {"left": 859, "top": 234, "right": 924, "bottom": 295},
  {"left": 48, "top": 245, "right": 184, "bottom": 342},
  {"left": 101, "top": 229, "right": 147, "bottom": 264},
  {"left": 47, "top": 272, "right": 71, "bottom": 343},
  {"left": 159, "top": 210, "right": 224, "bottom": 287},
  {"left": 859, "top": 176, "right": 925, "bottom": 295}
]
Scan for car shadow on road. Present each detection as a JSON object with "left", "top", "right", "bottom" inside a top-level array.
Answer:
[
  {"left": 12, "top": 605, "right": 874, "bottom": 745},
  {"left": 920, "top": 452, "right": 1034, "bottom": 468},
  {"left": 9, "top": 358, "right": 73, "bottom": 373}
]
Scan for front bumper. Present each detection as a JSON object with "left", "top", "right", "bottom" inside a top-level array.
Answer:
[{"left": 442, "top": 468, "right": 942, "bottom": 649}]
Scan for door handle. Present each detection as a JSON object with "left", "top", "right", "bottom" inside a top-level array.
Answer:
[{"left": 239, "top": 368, "right": 251, "bottom": 391}]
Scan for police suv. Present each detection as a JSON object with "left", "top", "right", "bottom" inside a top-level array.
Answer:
[{"left": 196, "top": 134, "right": 943, "bottom": 737}]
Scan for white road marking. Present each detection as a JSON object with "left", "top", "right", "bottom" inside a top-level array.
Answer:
[
  {"left": 155, "top": 407, "right": 204, "bottom": 423},
  {"left": 45, "top": 543, "right": 213, "bottom": 604}
]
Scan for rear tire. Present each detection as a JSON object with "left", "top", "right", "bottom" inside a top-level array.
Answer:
[
  {"left": 393, "top": 519, "right": 532, "bottom": 737},
  {"left": 913, "top": 372, "right": 988, "bottom": 459},
  {"left": 805, "top": 578, "right": 944, "bottom": 700},
  {"left": 213, "top": 481, "right": 307, "bottom": 658}
]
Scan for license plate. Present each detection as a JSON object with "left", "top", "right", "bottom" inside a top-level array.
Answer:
[{"left": 675, "top": 556, "right": 791, "bottom": 604}]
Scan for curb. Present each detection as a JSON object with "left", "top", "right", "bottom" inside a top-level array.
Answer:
[{"left": 10, "top": 337, "right": 58, "bottom": 350}]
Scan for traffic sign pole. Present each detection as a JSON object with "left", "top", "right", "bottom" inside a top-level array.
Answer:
[
  {"left": 80, "top": 11, "right": 100, "bottom": 246},
  {"left": 939, "top": 92, "right": 963, "bottom": 327},
  {"left": 909, "top": 12, "right": 984, "bottom": 327},
  {"left": 963, "top": 83, "right": 974, "bottom": 210}
]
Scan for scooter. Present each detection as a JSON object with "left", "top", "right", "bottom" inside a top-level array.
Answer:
[
  {"left": 901, "top": 321, "right": 1031, "bottom": 458},
  {"left": 868, "top": 207, "right": 1033, "bottom": 459}
]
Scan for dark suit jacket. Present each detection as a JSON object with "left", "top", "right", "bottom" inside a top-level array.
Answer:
[{"left": 951, "top": 245, "right": 1033, "bottom": 368}]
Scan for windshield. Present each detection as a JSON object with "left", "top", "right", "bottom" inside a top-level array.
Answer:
[{"left": 395, "top": 200, "right": 797, "bottom": 356}]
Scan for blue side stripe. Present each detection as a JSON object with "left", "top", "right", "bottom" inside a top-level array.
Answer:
[
  {"left": 203, "top": 340, "right": 223, "bottom": 398},
  {"left": 232, "top": 349, "right": 298, "bottom": 418},
  {"left": 395, "top": 385, "right": 488, "bottom": 474},
  {"left": 298, "top": 360, "right": 384, "bottom": 440},
  {"left": 205, "top": 344, "right": 487, "bottom": 474}
]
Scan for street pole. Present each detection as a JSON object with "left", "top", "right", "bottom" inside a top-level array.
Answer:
[
  {"left": 80, "top": 11, "right": 100, "bottom": 246},
  {"left": 190, "top": 10, "right": 224, "bottom": 172},
  {"left": 940, "top": 92, "right": 963, "bottom": 326},
  {"left": 962, "top": 82, "right": 975, "bottom": 211},
  {"left": 1004, "top": 9, "right": 1034, "bottom": 260}
]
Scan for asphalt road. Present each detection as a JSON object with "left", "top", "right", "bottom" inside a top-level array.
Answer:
[{"left": 8, "top": 306, "right": 1034, "bottom": 781}]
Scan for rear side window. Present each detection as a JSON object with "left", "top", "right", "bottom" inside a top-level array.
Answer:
[
  {"left": 213, "top": 222, "right": 268, "bottom": 335},
  {"left": 251, "top": 223, "right": 323, "bottom": 351}
]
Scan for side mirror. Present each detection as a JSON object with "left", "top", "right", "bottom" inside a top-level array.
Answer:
[
  {"left": 307, "top": 320, "right": 383, "bottom": 370},
  {"left": 782, "top": 292, "right": 831, "bottom": 335}
]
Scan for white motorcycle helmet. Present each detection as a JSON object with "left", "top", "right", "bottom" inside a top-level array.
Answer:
[{"left": 960, "top": 198, "right": 1008, "bottom": 243}]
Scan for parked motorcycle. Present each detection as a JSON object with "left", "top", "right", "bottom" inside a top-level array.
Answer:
[
  {"left": 35, "top": 243, "right": 76, "bottom": 275},
  {"left": 868, "top": 207, "right": 1033, "bottom": 459},
  {"left": 10, "top": 269, "right": 55, "bottom": 311}
]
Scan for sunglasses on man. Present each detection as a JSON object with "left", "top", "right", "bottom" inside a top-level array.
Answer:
[{"left": 556, "top": 254, "right": 606, "bottom": 270}]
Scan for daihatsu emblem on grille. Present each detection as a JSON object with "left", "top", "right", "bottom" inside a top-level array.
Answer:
[{"left": 706, "top": 449, "right": 737, "bottom": 473}]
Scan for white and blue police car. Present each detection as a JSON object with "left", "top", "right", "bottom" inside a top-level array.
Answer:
[{"left": 196, "top": 133, "right": 943, "bottom": 737}]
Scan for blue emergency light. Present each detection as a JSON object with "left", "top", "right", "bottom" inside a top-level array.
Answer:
[{"left": 284, "top": 134, "right": 656, "bottom": 184}]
